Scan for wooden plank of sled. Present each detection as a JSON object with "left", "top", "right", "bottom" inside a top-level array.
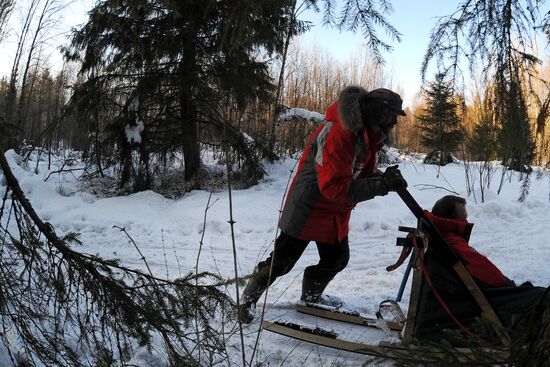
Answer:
[
  {"left": 262, "top": 321, "right": 509, "bottom": 363},
  {"left": 402, "top": 248, "right": 423, "bottom": 345},
  {"left": 262, "top": 320, "right": 405, "bottom": 359},
  {"left": 295, "top": 304, "right": 403, "bottom": 331}
]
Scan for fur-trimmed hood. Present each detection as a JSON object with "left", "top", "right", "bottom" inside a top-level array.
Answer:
[{"left": 325, "top": 85, "right": 368, "bottom": 133}]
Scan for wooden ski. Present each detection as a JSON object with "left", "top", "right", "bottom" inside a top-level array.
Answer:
[
  {"left": 262, "top": 320, "right": 508, "bottom": 363},
  {"left": 295, "top": 303, "right": 403, "bottom": 331}
]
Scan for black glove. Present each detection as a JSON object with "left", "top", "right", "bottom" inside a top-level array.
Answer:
[
  {"left": 381, "top": 167, "right": 407, "bottom": 191},
  {"left": 504, "top": 277, "right": 517, "bottom": 287},
  {"left": 348, "top": 176, "right": 389, "bottom": 203}
]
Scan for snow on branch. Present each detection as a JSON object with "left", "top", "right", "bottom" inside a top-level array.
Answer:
[
  {"left": 125, "top": 120, "right": 144, "bottom": 143},
  {"left": 278, "top": 107, "right": 325, "bottom": 123},
  {"left": 125, "top": 96, "right": 145, "bottom": 144}
]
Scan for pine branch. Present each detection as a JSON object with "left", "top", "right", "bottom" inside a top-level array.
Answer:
[
  {"left": 0, "top": 147, "right": 233, "bottom": 366},
  {"left": 518, "top": 171, "right": 531, "bottom": 202}
]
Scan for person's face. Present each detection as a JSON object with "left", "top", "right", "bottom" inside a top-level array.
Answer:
[
  {"left": 379, "top": 109, "right": 398, "bottom": 134},
  {"left": 361, "top": 101, "right": 399, "bottom": 136},
  {"left": 455, "top": 203, "right": 468, "bottom": 221}
]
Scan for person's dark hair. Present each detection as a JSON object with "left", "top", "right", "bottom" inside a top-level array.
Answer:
[{"left": 432, "top": 195, "right": 466, "bottom": 219}]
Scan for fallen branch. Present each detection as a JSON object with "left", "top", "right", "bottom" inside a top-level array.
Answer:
[
  {"left": 413, "top": 184, "right": 460, "bottom": 195},
  {"left": 0, "top": 146, "right": 233, "bottom": 366}
]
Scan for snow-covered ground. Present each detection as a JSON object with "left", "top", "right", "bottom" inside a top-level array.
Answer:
[{"left": 1, "top": 149, "right": 549, "bottom": 366}]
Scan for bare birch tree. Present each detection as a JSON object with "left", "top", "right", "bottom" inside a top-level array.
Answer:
[{"left": 0, "top": 0, "right": 14, "bottom": 44}]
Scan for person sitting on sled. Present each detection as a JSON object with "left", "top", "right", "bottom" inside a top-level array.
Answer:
[
  {"left": 238, "top": 86, "right": 408, "bottom": 324},
  {"left": 425, "top": 195, "right": 516, "bottom": 288},
  {"left": 415, "top": 195, "right": 549, "bottom": 341}
]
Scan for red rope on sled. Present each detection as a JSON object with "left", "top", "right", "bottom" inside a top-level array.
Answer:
[{"left": 412, "top": 237, "right": 472, "bottom": 336}]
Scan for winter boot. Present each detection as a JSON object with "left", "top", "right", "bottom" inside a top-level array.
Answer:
[
  {"left": 238, "top": 301, "right": 256, "bottom": 324},
  {"left": 317, "top": 294, "right": 344, "bottom": 308},
  {"left": 300, "top": 273, "right": 338, "bottom": 306},
  {"left": 238, "top": 271, "right": 269, "bottom": 324}
]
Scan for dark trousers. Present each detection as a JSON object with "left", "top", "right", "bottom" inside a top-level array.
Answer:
[{"left": 255, "top": 232, "right": 350, "bottom": 287}]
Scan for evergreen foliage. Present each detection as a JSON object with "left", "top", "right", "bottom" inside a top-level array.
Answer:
[
  {"left": 422, "top": 0, "right": 545, "bottom": 171},
  {"left": 468, "top": 116, "right": 498, "bottom": 161},
  {"left": 0, "top": 149, "right": 234, "bottom": 366},
  {"left": 467, "top": 92, "right": 499, "bottom": 161},
  {"left": 495, "top": 77, "right": 534, "bottom": 172},
  {"left": 305, "top": 0, "right": 401, "bottom": 63},
  {"left": 417, "top": 73, "right": 463, "bottom": 165},
  {"left": 65, "top": 0, "right": 299, "bottom": 191},
  {"left": 60, "top": 0, "right": 406, "bottom": 192}
]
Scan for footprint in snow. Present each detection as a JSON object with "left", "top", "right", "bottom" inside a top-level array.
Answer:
[{"left": 362, "top": 222, "right": 374, "bottom": 230}]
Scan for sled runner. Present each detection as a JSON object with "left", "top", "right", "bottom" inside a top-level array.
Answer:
[
  {"left": 262, "top": 320, "right": 508, "bottom": 363},
  {"left": 295, "top": 303, "right": 403, "bottom": 331},
  {"left": 262, "top": 182, "right": 511, "bottom": 363}
]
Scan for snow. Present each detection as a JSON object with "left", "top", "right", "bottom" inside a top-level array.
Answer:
[
  {"left": 279, "top": 107, "right": 325, "bottom": 122},
  {"left": 241, "top": 131, "right": 254, "bottom": 143},
  {"left": 1, "top": 148, "right": 550, "bottom": 366},
  {"left": 125, "top": 96, "right": 145, "bottom": 143},
  {"left": 125, "top": 119, "right": 144, "bottom": 144}
]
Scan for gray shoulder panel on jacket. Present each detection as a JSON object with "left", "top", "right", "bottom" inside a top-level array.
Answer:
[{"left": 315, "top": 121, "right": 333, "bottom": 166}]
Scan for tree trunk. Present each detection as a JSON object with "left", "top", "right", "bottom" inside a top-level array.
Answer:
[
  {"left": 181, "top": 31, "right": 200, "bottom": 183},
  {"left": 3, "top": 0, "right": 39, "bottom": 149},
  {"left": 266, "top": 0, "right": 297, "bottom": 162},
  {"left": 18, "top": 0, "right": 53, "bottom": 142}
]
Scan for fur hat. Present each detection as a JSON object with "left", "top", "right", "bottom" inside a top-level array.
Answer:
[
  {"left": 366, "top": 88, "right": 406, "bottom": 116},
  {"left": 337, "top": 85, "right": 368, "bottom": 132},
  {"left": 337, "top": 86, "right": 406, "bottom": 132}
]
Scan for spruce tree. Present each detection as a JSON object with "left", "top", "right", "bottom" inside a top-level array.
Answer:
[
  {"left": 417, "top": 73, "right": 463, "bottom": 165},
  {"left": 66, "top": 0, "right": 297, "bottom": 190},
  {"left": 421, "top": 0, "right": 544, "bottom": 172},
  {"left": 467, "top": 91, "right": 498, "bottom": 161},
  {"left": 468, "top": 115, "right": 498, "bottom": 161},
  {"left": 495, "top": 77, "right": 534, "bottom": 171}
]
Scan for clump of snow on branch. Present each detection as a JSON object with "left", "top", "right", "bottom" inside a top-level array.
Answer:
[
  {"left": 241, "top": 132, "right": 254, "bottom": 143},
  {"left": 125, "top": 121, "right": 144, "bottom": 144},
  {"left": 278, "top": 107, "right": 325, "bottom": 122},
  {"left": 125, "top": 96, "right": 145, "bottom": 144}
]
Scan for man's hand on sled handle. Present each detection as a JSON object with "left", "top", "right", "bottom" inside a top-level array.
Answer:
[
  {"left": 382, "top": 165, "right": 408, "bottom": 191},
  {"left": 348, "top": 166, "right": 407, "bottom": 203}
]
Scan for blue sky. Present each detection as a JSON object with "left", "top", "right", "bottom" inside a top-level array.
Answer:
[
  {"left": 0, "top": 0, "right": 90, "bottom": 80},
  {"left": 298, "top": 0, "right": 461, "bottom": 104},
  {"left": 299, "top": 1, "right": 550, "bottom": 105}
]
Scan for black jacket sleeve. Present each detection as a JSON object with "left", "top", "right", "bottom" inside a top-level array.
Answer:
[{"left": 348, "top": 176, "right": 390, "bottom": 203}]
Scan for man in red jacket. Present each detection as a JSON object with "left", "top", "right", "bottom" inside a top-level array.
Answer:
[{"left": 239, "top": 86, "right": 408, "bottom": 323}]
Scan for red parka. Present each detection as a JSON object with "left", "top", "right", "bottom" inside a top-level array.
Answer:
[
  {"left": 425, "top": 211, "right": 509, "bottom": 288},
  {"left": 278, "top": 86, "right": 385, "bottom": 244}
]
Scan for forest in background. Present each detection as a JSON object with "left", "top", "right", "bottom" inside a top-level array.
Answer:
[
  {"left": 1, "top": 1, "right": 550, "bottom": 366},
  {"left": 0, "top": 0, "right": 548, "bottom": 196}
]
